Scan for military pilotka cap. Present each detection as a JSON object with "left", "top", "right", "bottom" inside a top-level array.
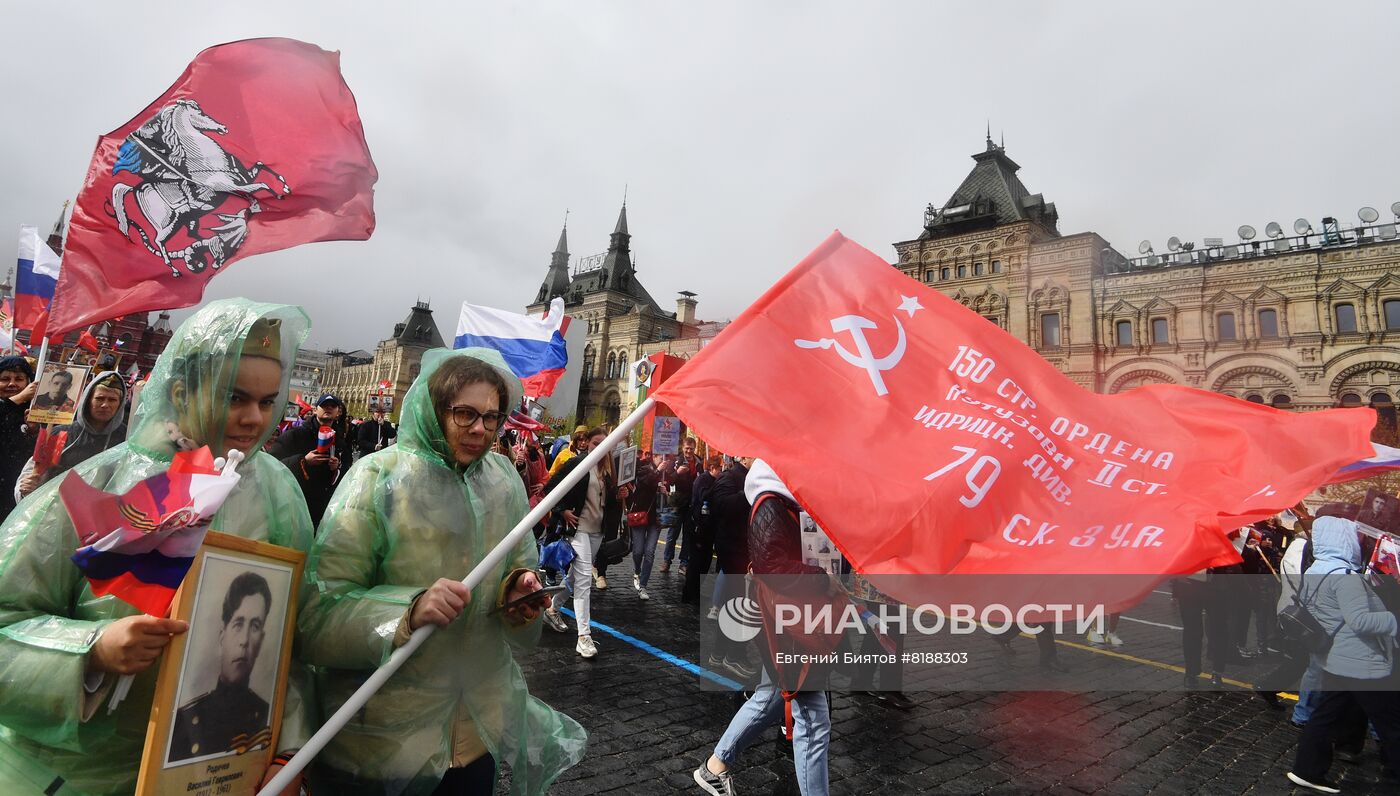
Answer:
[{"left": 243, "top": 317, "right": 282, "bottom": 360}]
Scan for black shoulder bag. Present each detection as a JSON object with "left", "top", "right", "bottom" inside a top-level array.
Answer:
[{"left": 1277, "top": 572, "right": 1344, "bottom": 655}]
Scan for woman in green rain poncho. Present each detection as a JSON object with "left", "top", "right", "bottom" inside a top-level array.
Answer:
[
  {"left": 0, "top": 299, "right": 317, "bottom": 796},
  {"left": 299, "top": 347, "right": 586, "bottom": 796}
]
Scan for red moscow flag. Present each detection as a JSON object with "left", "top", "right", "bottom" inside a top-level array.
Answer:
[
  {"left": 47, "top": 37, "right": 378, "bottom": 337},
  {"left": 650, "top": 233, "right": 1375, "bottom": 596}
]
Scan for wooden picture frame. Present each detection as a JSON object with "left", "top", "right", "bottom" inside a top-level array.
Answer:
[
  {"left": 616, "top": 445, "right": 638, "bottom": 486},
  {"left": 28, "top": 361, "right": 90, "bottom": 426},
  {"left": 136, "top": 531, "right": 304, "bottom": 796}
]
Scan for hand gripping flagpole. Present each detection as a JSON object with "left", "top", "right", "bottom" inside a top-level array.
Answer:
[{"left": 259, "top": 398, "right": 656, "bottom": 795}]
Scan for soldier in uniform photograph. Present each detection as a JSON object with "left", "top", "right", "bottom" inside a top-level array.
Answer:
[
  {"left": 169, "top": 571, "right": 274, "bottom": 762},
  {"left": 1358, "top": 489, "right": 1400, "bottom": 534},
  {"left": 32, "top": 369, "right": 77, "bottom": 414}
]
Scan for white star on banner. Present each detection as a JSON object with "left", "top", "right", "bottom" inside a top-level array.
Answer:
[{"left": 898, "top": 295, "right": 923, "bottom": 317}]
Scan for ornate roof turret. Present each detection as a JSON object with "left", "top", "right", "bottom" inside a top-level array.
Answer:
[
  {"left": 392, "top": 301, "right": 446, "bottom": 348},
  {"left": 601, "top": 203, "right": 632, "bottom": 291},
  {"left": 535, "top": 215, "right": 572, "bottom": 305},
  {"left": 919, "top": 135, "right": 1059, "bottom": 240}
]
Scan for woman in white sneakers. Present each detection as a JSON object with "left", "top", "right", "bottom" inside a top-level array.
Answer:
[{"left": 544, "top": 427, "right": 622, "bottom": 658}]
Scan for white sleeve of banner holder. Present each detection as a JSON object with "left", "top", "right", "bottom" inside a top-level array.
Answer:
[{"left": 257, "top": 397, "right": 655, "bottom": 796}]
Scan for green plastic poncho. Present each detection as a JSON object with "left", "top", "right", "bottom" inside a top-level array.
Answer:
[
  {"left": 299, "top": 347, "right": 586, "bottom": 796},
  {"left": 0, "top": 299, "right": 316, "bottom": 795}
]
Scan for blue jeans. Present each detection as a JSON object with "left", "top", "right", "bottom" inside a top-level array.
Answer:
[
  {"left": 661, "top": 508, "right": 689, "bottom": 565},
  {"left": 1293, "top": 656, "right": 1325, "bottom": 724},
  {"left": 630, "top": 523, "right": 662, "bottom": 587},
  {"left": 714, "top": 670, "right": 830, "bottom": 795}
]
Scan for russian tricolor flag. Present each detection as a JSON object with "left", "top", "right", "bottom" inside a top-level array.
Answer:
[
  {"left": 1328, "top": 442, "right": 1400, "bottom": 485},
  {"left": 454, "top": 297, "right": 570, "bottom": 398},
  {"left": 62, "top": 448, "right": 244, "bottom": 616},
  {"left": 15, "top": 225, "right": 61, "bottom": 330}
]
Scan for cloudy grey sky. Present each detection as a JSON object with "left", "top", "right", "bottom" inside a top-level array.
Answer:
[{"left": 3, "top": 1, "right": 1396, "bottom": 351}]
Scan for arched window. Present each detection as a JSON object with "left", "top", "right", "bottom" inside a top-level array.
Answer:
[
  {"left": 1258, "top": 309, "right": 1278, "bottom": 338},
  {"left": 1340, "top": 393, "right": 1363, "bottom": 407},
  {"left": 940, "top": 268, "right": 951, "bottom": 281},
  {"left": 604, "top": 393, "right": 621, "bottom": 426},
  {"left": 606, "top": 353, "right": 616, "bottom": 380},
  {"left": 1115, "top": 320, "right": 1132, "bottom": 346},
  {"left": 1335, "top": 303, "right": 1357, "bottom": 333},
  {"left": 1386, "top": 299, "right": 1400, "bottom": 330},
  {"left": 1271, "top": 394, "right": 1292, "bottom": 409},
  {"left": 1040, "top": 314, "right": 1061, "bottom": 348},
  {"left": 956, "top": 265, "right": 967, "bottom": 278},
  {"left": 973, "top": 262, "right": 984, "bottom": 276},
  {"left": 1372, "top": 391, "right": 1398, "bottom": 446},
  {"left": 1217, "top": 312, "right": 1236, "bottom": 341},
  {"left": 1245, "top": 393, "right": 1265, "bottom": 404},
  {"left": 1152, "top": 318, "right": 1169, "bottom": 344},
  {"left": 991, "top": 260, "right": 1003, "bottom": 273}
]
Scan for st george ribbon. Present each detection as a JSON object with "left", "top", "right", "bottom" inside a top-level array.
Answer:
[{"left": 650, "top": 231, "right": 1378, "bottom": 612}]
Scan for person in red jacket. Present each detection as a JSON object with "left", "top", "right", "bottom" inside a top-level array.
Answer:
[{"left": 695, "top": 459, "right": 834, "bottom": 796}]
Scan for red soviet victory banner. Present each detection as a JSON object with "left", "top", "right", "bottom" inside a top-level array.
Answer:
[
  {"left": 651, "top": 232, "right": 1375, "bottom": 606},
  {"left": 47, "top": 37, "right": 378, "bottom": 337}
]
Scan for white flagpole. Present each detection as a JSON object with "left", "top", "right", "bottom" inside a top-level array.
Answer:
[
  {"left": 259, "top": 397, "right": 655, "bottom": 795},
  {"left": 30, "top": 337, "right": 50, "bottom": 389}
]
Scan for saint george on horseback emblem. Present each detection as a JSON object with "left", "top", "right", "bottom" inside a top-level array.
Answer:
[{"left": 107, "top": 99, "right": 292, "bottom": 278}]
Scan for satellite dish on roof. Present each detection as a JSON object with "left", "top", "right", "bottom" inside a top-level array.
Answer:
[
  {"left": 1238, "top": 225, "right": 1256, "bottom": 241},
  {"left": 1392, "top": 201, "right": 1400, "bottom": 218},
  {"left": 1167, "top": 236, "right": 1182, "bottom": 252},
  {"left": 1294, "top": 218, "right": 1313, "bottom": 235},
  {"left": 1265, "top": 222, "right": 1284, "bottom": 239},
  {"left": 1359, "top": 206, "right": 1380, "bottom": 223},
  {"left": 1138, "top": 240, "right": 1153, "bottom": 255}
]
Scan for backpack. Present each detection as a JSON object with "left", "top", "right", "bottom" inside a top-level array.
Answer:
[{"left": 1277, "top": 572, "right": 1344, "bottom": 655}]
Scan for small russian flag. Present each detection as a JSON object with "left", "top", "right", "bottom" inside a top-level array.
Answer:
[
  {"left": 317, "top": 425, "right": 335, "bottom": 454},
  {"left": 62, "top": 447, "right": 244, "bottom": 616},
  {"left": 454, "top": 297, "right": 570, "bottom": 398}
]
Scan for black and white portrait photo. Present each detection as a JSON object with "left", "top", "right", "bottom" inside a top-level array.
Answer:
[
  {"left": 163, "top": 553, "right": 293, "bottom": 767},
  {"left": 1357, "top": 488, "right": 1400, "bottom": 534}
]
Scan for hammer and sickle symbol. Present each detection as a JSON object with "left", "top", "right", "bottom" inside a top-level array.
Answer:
[{"left": 794, "top": 315, "right": 907, "bottom": 396}]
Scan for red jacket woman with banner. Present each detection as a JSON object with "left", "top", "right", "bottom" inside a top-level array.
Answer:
[{"left": 694, "top": 459, "right": 836, "bottom": 796}]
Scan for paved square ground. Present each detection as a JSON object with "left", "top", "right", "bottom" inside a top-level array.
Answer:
[{"left": 499, "top": 563, "right": 1394, "bottom": 794}]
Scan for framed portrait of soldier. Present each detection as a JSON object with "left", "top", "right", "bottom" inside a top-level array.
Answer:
[
  {"left": 136, "top": 532, "right": 304, "bottom": 796},
  {"left": 616, "top": 445, "right": 638, "bottom": 486},
  {"left": 1357, "top": 488, "right": 1400, "bottom": 534},
  {"left": 368, "top": 393, "right": 382, "bottom": 412},
  {"left": 28, "top": 362, "right": 90, "bottom": 425}
]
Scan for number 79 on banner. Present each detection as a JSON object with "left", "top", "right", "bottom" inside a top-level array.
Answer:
[{"left": 924, "top": 446, "right": 1002, "bottom": 508}]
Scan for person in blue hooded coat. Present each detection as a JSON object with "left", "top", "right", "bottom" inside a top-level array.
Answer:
[{"left": 1286, "top": 515, "right": 1400, "bottom": 792}]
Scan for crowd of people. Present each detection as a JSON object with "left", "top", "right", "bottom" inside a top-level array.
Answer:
[{"left": 0, "top": 301, "right": 1399, "bottom": 796}]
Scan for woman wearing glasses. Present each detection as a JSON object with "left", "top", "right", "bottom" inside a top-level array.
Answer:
[{"left": 298, "top": 348, "right": 585, "bottom": 795}]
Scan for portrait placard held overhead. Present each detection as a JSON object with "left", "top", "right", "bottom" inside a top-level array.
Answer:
[{"left": 28, "top": 362, "right": 90, "bottom": 426}]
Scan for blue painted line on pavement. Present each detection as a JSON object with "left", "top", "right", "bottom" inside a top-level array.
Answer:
[{"left": 560, "top": 608, "right": 742, "bottom": 690}]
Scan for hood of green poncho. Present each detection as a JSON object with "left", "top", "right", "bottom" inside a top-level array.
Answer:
[
  {"left": 129, "top": 298, "right": 310, "bottom": 459},
  {"left": 395, "top": 347, "right": 524, "bottom": 474}
]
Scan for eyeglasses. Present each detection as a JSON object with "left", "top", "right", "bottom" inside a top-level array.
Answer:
[{"left": 448, "top": 405, "right": 508, "bottom": 432}]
